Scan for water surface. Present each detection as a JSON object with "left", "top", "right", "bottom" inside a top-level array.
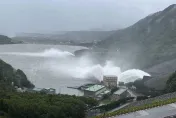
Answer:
[{"left": 0, "top": 44, "right": 88, "bottom": 95}]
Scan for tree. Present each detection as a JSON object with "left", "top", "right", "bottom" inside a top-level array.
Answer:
[{"left": 165, "top": 71, "right": 176, "bottom": 93}]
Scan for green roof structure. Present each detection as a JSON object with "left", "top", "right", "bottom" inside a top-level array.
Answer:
[{"left": 85, "top": 85, "right": 105, "bottom": 92}]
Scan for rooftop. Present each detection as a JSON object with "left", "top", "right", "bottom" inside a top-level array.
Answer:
[
  {"left": 33, "top": 88, "right": 43, "bottom": 91},
  {"left": 103, "top": 75, "right": 118, "bottom": 78},
  {"left": 85, "top": 85, "right": 105, "bottom": 92},
  {"left": 114, "top": 88, "right": 127, "bottom": 95},
  {"left": 100, "top": 90, "right": 110, "bottom": 95}
]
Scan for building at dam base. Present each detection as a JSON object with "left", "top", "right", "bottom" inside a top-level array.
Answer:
[
  {"left": 83, "top": 75, "right": 120, "bottom": 100},
  {"left": 103, "top": 75, "right": 118, "bottom": 89}
]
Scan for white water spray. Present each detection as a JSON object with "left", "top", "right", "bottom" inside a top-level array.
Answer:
[
  {"left": 0, "top": 48, "right": 74, "bottom": 58},
  {"left": 0, "top": 48, "right": 150, "bottom": 83}
]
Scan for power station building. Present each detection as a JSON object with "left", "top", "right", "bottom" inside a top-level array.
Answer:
[
  {"left": 84, "top": 85, "right": 106, "bottom": 98},
  {"left": 111, "top": 88, "right": 128, "bottom": 101},
  {"left": 103, "top": 75, "right": 118, "bottom": 89}
]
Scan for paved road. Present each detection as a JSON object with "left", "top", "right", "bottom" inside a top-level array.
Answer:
[{"left": 113, "top": 103, "right": 176, "bottom": 118}]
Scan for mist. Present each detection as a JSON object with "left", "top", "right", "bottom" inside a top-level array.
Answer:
[
  {"left": 0, "top": 0, "right": 175, "bottom": 36},
  {"left": 0, "top": 48, "right": 150, "bottom": 83}
]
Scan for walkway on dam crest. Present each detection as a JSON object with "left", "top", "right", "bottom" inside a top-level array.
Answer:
[{"left": 113, "top": 103, "right": 176, "bottom": 118}]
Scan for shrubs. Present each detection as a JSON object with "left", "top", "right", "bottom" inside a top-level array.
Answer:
[
  {"left": 93, "top": 97, "right": 134, "bottom": 112},
  {"left": 165, "top": 71, "right": 176, "bottom": 93},
  {"left": 0, "top": 59, "right": 34, "bottom": 89},
  {"left": 0, "top": 92, "right": 98, "bottom": 118}
]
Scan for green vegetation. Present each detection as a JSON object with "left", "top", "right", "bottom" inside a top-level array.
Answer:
[
  {"left": 0, "top": 35, "right": 13, "bottom": 44},
  {"left": 0, "top": 59, "right": 98, "bottom": 118},
  {"left": 78, "top": 96, "right": 98, "bottom": 108},
  {"left": 0, "top": 59, "right": 34, "bottom": 89},
  {"left": 0, "top": 35, "right": 23, "bottom": 44},
  {"left": 165, "top": 71, "right": 176, "bottom": 93},
  {"left": 92, "top": 97, "right": 134, "bottom": 112},
  {"left": 0, "top": 111, "right": 7, "bottom": 118},
  {"left": 0, "top": 91, "right": 98, "bottom": 118},
  {"left": 93, "top": 97, "right": 176, "bottom": 118}
]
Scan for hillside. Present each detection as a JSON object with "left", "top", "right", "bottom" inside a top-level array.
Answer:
[
  {"left": 144, "top": 59, "right": 176, "bottom": 90},
  {"left": 0, "top": 35, "right": 23, "bottom": 44},
  {"left": 0, "top": 60, "right": 99, "bottom": 118},
  {"left": 13, "top": 31, "right": 115, "bottom": 46},
  {"left": 97, "top": 4, "right": 176, "bottom": 89},
  {"left": 0, "top": 35, "right": 13, "bottom": 44},
  {"left": 0, "top": 60, "right": 98, "bottom": 118},
  {"left": 0, "top": 59, "right": 34, "bottom": 90},
  {"left": 98, "top": 4, "right": 176, "bottom": 68}
]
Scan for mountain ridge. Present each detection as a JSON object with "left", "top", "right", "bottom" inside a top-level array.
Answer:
[
  {"left": 97, "top": 4, "right": 176, "bottom": 68},
  {"left": 13, "top": 31, "right": 115, "bottom": 46},
  {"left": 96, "top": 4, "right": 176, "bottom": 89}
]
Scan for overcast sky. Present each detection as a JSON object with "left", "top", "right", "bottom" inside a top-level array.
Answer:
[{"left": 0, "top": 0, "right": 175, "bottom": 36}]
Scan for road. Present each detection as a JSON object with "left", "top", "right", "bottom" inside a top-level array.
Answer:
[{"left": 113, "top": 103, "right": 176, "bottom": 118}]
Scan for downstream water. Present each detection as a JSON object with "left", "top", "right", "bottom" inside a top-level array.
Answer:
[{"left": 0, "top": 44, "right": 150, "bottom": 95}]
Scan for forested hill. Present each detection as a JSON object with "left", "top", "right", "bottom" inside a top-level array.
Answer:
[
  {"left": 0, "top": 35, "right": 23, "bottom": 44},
  {"left": 0, "top": 35, "right": 13, "bottom": 44},
  {"left": 97, "top": 4, "right": 176, "bottom": 70},
  {"left": 0, "top": 59, "right": 34, "bottom": 90},
  {"left": 13, "top": 31, "right": 115, "bottom": 46}
]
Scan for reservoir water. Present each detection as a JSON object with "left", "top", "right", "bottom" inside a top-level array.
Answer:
[
  {"left": 0, "top": 44, "right": 89, "bottom": 95},
  {"left": 0, "top": 44, "right": 150, "bottom": 95}
]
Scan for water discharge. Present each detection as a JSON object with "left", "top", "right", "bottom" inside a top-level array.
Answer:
[
  {"left": 0, "top": 48, "right": 150, "bottom": 83},
  {"left": 0, "top": 48, "right": 74, "bottom": 58}
]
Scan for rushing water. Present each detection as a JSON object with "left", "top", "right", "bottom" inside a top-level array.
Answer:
[{"left": 0, "top": 44, "right": 150, "bottom": 95}]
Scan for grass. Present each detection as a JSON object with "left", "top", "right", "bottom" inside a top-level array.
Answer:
[{"left": 93, "top": 97, "right": 176, "bottom": 118}]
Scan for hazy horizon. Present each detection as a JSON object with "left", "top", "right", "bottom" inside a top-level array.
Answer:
[{"left": 0, "top": 0, "right": 175, "bottom": 36}]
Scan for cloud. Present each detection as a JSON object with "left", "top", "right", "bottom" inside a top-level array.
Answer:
[{"left": 0, "top": 0, "right": 175, "bottom": 35}]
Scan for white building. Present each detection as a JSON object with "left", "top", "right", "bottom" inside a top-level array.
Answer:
[{"left": 103, "top": 75, "right": 118, "bottom": 89}]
